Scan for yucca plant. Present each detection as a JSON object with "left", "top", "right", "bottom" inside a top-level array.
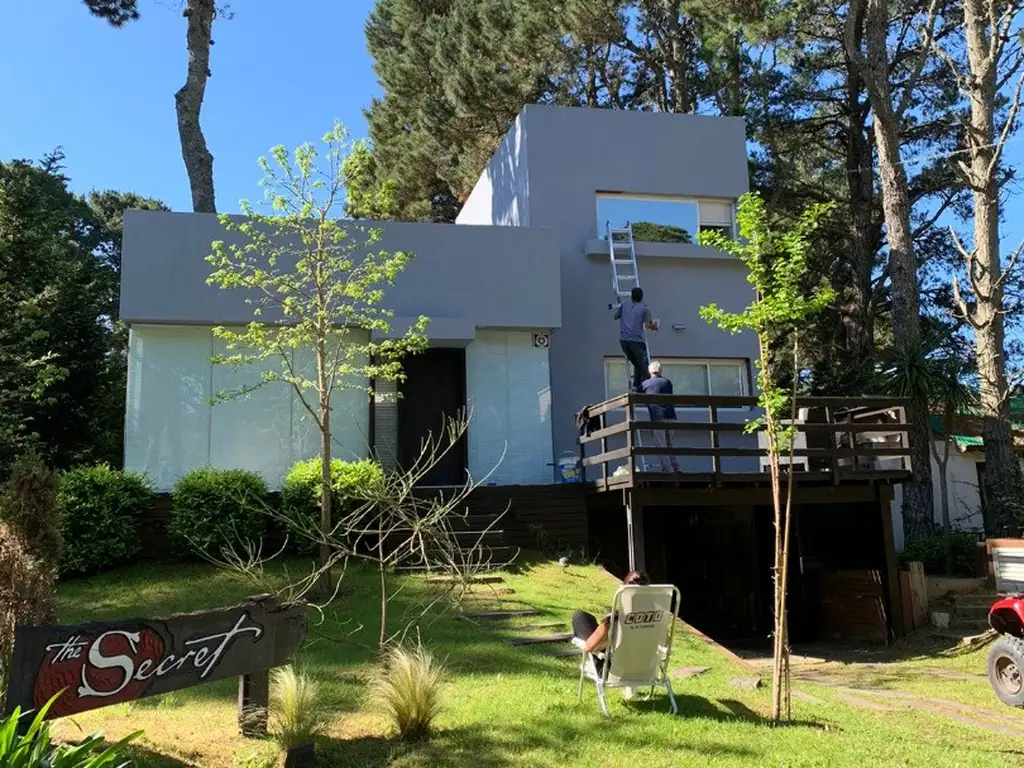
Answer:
[
  {"left": 0, "top": 692, "right": 141, "bottom": 767},
  {"left": 269, "top": 666, "right": 329, "bottom": 750},
  {"left": 368, "top": 643, "right": 445, "bottom": 741}
]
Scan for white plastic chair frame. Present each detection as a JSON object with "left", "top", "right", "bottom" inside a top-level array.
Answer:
[{"left": 573, "top": 584, "right": 682, "bottom": 717}]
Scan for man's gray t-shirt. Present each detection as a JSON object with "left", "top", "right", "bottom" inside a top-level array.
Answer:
[{"left": 615, "top": 301, "right": 652, "bottom": 343}]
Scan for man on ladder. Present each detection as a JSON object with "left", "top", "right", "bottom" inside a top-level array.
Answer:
[{"left": 613, "top": 286, "right": 659, "bottom": 392}]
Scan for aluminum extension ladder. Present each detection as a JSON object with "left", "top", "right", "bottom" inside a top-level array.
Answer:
[{"left": 607, "top": 221, "right": 652, "bottom": 470}]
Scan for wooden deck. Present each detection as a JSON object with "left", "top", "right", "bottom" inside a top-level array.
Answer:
[{"left": 577, "top": 394, "right": 914, "bottom": 492}]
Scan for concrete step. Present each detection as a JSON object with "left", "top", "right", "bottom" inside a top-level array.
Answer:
[
  {"left": 459, "top": 598, "right": 534, "bottom": 609},
  {"left": 506, "top": 632, "right": 574, "bottom": 646},
  {"left": 396, "top": 555, "right": 518, "bottom": 574},
  {"left": 949, "top": 618, "right": 991, "bottom": 631},
  {"left": 954, "top": 595, "right": 1001, "bottom": 608},
  {"left": 953, "top": 604, "right": 992, "bottom": 621},
  {"left": 421, "top": 574, "right": 505, "bottom": 585},
  {"left": 460, "top": 609, "right": 542, "bottom": 620},
  {"left": 464, "top": 589, "right": 516, "bottom": 602},
  {"left": 519, "top": 622, "right": 567, "bottom": 631}
]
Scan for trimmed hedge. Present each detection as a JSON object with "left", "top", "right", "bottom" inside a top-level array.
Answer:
[
  {"left": 169, "top": 467, "right": 269, "bottom": 558},
  {"left": 281, "top": 458, "right": 385, "bottom": 552},
  {"left": 57, "top": 465, "right": 154, "bottom": 576},
  {"left": 900, "top": 531, "right": 980, "bottom": 576}
]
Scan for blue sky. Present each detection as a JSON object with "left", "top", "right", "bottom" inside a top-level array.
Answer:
[
  {"left": 0, "top": 1, "right": 380, "bottom": 212},
  {"left": 0, "top": 0, "right": 1021, "bottom": 252}
]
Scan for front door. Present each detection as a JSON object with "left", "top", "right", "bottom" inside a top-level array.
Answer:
[{"left": 397, "top": 348, "right": 467, "bottom": 486}]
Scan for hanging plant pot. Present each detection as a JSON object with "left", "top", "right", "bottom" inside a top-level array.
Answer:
[{"left": 284, "top": 741, "right": 315, "bottom": 768}]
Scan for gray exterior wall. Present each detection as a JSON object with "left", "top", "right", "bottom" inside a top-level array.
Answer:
[
  {"left": 121, "top": 210, "right": 561, "bottom": 334},
  {"left": 459, "top": 104, "right": 757, "bottom": 458},
  {"left": 458, "top": 112, "right": 530, "bottom": 228},
  {"left": 121, "top": 104, "right": 758, "bottom": 480}
]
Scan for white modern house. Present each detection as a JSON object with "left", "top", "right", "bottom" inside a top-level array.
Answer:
[{"left": 119, "top": 104, "right": 755, "bottom": 491}]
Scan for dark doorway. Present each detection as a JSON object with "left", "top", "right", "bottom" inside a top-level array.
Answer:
[
  {"left": 398, "top": 348, "right": 467, "bottom": 486},
  {"left": 659, "top": 505, "right": 765, "bottom": 642}
]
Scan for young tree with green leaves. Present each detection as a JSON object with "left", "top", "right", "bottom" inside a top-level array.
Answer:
[
  {"left": 699, "top": 192, "right": 836, "bottom": 722},
  {"left": 206, "top": 123, "right": 429, "bottom": 594}
]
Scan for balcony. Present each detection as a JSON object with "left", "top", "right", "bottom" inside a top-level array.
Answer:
[{"left": 577, "top": 394, "right": 914, "bottom": 492}]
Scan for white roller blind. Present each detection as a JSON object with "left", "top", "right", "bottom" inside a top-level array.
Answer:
[{"left": 699, "top": 200, "right": 733, "bottom": 226}]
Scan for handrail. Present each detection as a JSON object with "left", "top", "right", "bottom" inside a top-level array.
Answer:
[
  {"left": 576, "top": 394, "right": 915, "bottom": 485},
  {"left": 585, "top": 393, "right": 914, "bottom": 413}
]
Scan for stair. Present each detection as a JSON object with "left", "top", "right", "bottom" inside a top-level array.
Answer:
[
  {"left": 393, "top": 509, "right": 519, "bottom": 574},
  {"left": 929, "top": 590, "right": 999, "bottom": 638}
]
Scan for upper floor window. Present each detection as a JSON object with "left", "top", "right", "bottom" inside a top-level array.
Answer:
[
  {"left": 603, "top": 357, "right": 749, "bottom": 401},
  {"left": 597, "top": 194, "right": 735, "bottom": 244}
]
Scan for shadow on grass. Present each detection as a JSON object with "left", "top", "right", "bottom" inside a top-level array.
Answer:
[
  {"left": 727, "top": 636, "right": 991, "bottom": 669},
  {"left": 621, "top": 692, "right": 827, "bottom": 731},
  {"left": 117, "top": 744, "right": 191, "bottom": 768},
  {"left": 318, "top": 712, "right": 762, "bottom": 768}
]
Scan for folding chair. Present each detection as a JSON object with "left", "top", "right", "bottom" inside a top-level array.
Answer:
[{"left": 573, "top": 583, "right": 681, "bottom": 717}]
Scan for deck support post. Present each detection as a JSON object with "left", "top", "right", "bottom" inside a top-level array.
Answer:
[
  {"left": 878, "top": 485, "right": 905, "bottom": 640},
  {"left": 625, "top": 490, "right": 646, "bottom": 573}
]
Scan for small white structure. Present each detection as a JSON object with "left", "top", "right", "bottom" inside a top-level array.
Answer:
[{"left": 891, "top": 435, "right": 1024, "bottom": 552}]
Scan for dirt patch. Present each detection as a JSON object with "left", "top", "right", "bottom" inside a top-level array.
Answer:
[
  {"left": 835, "top": 693, "right": 897, "bottom": 713},
  {"left": 790, "top": 689, "right": 826, "bottom": 704},
  {"left": 919, "top": 667, "right": 986, "bottom": 682}
]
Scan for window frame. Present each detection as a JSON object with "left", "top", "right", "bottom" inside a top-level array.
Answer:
[
  {"left": 595, "top": 193, "right": 736, "bottom": 240},
  {"left": 602, "top": 356, "right": 751, "bottom": 408}
]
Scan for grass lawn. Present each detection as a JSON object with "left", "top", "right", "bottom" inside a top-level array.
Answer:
[{"left": 52, "top": 556, "right": 1024, "bottom": 767}]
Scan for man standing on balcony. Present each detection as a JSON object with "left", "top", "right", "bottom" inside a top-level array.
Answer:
[
  {"left": 642, "top": 360, "right": 682, "bottom": 473},
  {"left": 613, "top": 286, "right": 659, "bottom": 392}
]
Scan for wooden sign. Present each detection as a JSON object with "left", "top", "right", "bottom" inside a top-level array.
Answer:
[{"left": 3, "top": 594, "right": 306, "bottom": 730}]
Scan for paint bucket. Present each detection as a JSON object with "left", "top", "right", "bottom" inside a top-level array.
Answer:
[{"left": 558, "top": 452, "right": 581, "bottom": 484}]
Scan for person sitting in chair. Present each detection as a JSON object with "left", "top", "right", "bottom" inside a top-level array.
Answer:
[{"left": 572, "top": 570, "right": 651, "bottom": 665}]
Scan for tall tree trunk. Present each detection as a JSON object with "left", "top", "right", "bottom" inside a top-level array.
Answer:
[
  {"left": 960, "top": 0, "right": 1024, "bottom": 534},
  {"left": 586, "top": 50, "right": 600, "bottom": 107},
  {"left": 847, "top": 0, "right": 934, "bottom": 542},
  {"left": 931, "top": 410, "right": 954, "bottom": 573},
  {"left": 175, "top": 0, "right": 217, "bottom": 213},
  {"left": 662, "top": 0, "right": 691, "bottom": 112},
  {"left": 317, "top": 336, "right": 333, "bottom": 599},
  {"left": 841, "top": 18, "right": 878, "bottom": 393},
  {"left": 726, "top": 30, "right": 743, "bottom": 116}
]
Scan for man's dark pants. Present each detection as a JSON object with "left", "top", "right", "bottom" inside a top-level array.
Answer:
[{"left": 620, "top": 340, "right": 649, "bottom": 392}]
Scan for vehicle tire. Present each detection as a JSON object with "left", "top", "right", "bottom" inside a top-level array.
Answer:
[{"left": 987, "top": 635, "right": 1024, "bottom": 708}]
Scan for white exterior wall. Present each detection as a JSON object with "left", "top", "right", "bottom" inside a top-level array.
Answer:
[
  {"left": 124, "top": 324, "right": 370, "bottom": 491},
  {"left": 890, "top": 439, "right": 985, "bottom": 551},
  {"left": 465, "top": 330, "right": 553, "bottom": 485}
]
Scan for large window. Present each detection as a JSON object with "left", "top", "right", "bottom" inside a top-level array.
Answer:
[
  {"left": 604, "top": 357, "right": 749, "bottom": 400},
  {"left": 124, "top": 324, "right": 371, "bottom": 491},
  {"left": 596, "top": 194, "right": 735, "bottom": 243}
]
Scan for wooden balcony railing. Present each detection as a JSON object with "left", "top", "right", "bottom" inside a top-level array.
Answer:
[{"left": 577, "top": 394, "right": 914, "bottom": 490}]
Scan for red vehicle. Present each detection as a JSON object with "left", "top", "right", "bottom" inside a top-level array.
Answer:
[{"left": 987, "top": 594, "right": 1024, "bottom": 707}]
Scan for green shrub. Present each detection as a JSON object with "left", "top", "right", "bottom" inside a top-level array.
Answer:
[
  {"left": 368, "top": 643, "right": 444, "bottom": 741},
  {"left": 0, "top": 451, "right": 60, "bottom": 568},
  {"left": 57, "top": 465, "right": 154, "bottom": 576},
  {"left": 900, "top": 531, "right": 980, "bottom": 576},
  {"left": 0, "top": 692, "right": 141, "bottom": 766},
  {"left": 169, "top": 468, "right": 269, "bottom": 558},
  {"left": 280, "top": 458, "right": 385, "bottom": 552},
  {"left": 270, "top": 666, "right": 330, "bottom": 749}
]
